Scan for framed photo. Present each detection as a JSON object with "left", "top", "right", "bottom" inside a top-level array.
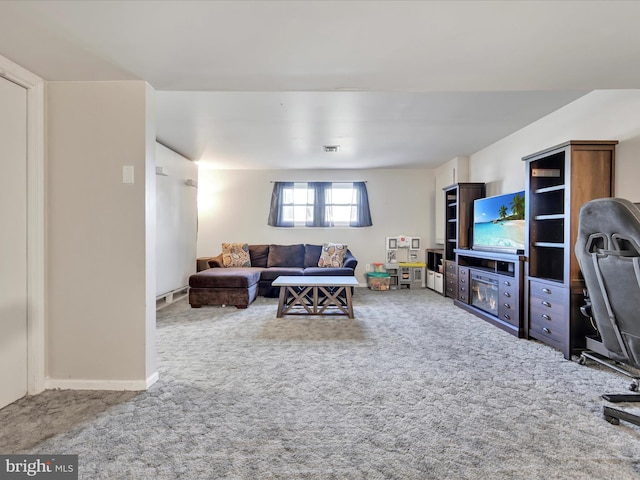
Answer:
[
  {"left": 411, "top": 237, "right": 421, "bottom": 249},
  {"left": 387, "top": 237, "right": 398, "bottom": 250}
]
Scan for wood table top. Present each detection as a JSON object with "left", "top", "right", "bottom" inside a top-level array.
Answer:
[{"left": 272, "top": 276, "right": 359, "bottom": 287}]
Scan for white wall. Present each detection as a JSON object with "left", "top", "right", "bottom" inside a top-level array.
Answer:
[
  {"left": 433, "top": 156, "right": 469, "bottom": 244},
  {"left": 155, "top": 143, "right": 198, "bottom": 296},
  {"left": 144, "top": 84, "right": 157, "bottom": 384},
  {"left": 197, "top": 168, "right": 435, "bottom": 283},
  {"left": 0, "top": 75, "right": 28, "bottom": 408},
  {"left": 469, "top": 90, "right": 640, "bottom": 201},
  {"left": 47, "top": 81, "right": 157, "bottom": 389}
]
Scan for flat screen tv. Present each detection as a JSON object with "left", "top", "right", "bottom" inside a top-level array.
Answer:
[{"left": 472, "top": 191, "right": 525, "bottom": 254}]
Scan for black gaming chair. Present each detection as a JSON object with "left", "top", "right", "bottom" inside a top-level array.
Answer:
[{"left": 575, "top": 197, "right": 640, "bottom": 426}]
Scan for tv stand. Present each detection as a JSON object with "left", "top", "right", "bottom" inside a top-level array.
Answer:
[{"left": 454, "top": 249, "right": 525, "bottom": 337}]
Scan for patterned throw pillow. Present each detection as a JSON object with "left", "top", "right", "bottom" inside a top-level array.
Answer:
[
  {"left": 222, "top": 243, "right": 251, "bottom": 267},
  {"left": 318, "top": 243, "right": 348, "bottom": 268}
]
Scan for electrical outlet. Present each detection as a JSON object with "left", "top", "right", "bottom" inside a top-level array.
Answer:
[{"left": 366, "top": 264, "right": 371, "bottom": 272}]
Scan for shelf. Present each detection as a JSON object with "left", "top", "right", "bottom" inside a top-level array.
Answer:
[
  {"left": 444, "top": 182, "right": 486, "bottom": 263},
  {"left": 534, "top": 214, "right": 565, "bottom": 221},
  {"left": 455, "top": 248, "right": 525, "bottom": 263},
  {"left": 532, "top": 242, "right": 564, "bottom": 248},
  {"left": 533, "top": 276, "right": 564, "bottom": 284},
  {"left": 534, "top": 184, "right": 565, "bottom": 194}
]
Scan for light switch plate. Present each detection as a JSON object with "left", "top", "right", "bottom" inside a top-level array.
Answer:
[{"left": 122, "top": 165, "right": 134, "bottom": 184}]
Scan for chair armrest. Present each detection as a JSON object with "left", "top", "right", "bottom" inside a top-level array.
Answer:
[
  {"left": 196, "top": 257, "right": 213, "bottom": 272},
  {"left": 209, "top": 254, "right": 224, "bottom": 268},
  {"left": 343, "top": 250, "right": 358, "bottom": 271}
]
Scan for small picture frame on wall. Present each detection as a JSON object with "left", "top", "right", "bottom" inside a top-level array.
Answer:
[
  {"left": 411, "top": 238, "right": 421, "bottom": 249},
  {"left": 387, "top": 237, "right": 398, "bottom": 250}
]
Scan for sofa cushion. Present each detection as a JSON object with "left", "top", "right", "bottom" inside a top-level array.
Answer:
[
  {"left": 303, "top": 267, "right": 355, "bottom": 277},
  {"left": 189, "top": 268, "right": 262, "bottom": 289},
  {"left": 259, "top": 267, "right": 305, "bottom": 282},
  {"left": 249, "top": 244, "right": 270, "bottom": 268},
  {"left": 318, "top": 243, "right": 348, "bottom": 267},
  {"left": 267, "top": 244, "right": 305, "bottom": 267},
  {"left": 222, "top": 243, "right": 251, "bottom": 267},
  {"left": 304, "top": 244, "right": 323, "bottom": 268}
]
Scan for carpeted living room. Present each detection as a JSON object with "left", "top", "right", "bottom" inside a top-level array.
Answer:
[
  {"left": 3, "top": 2, "right": 640, "bottom": 479},
  {"left": 2, "top": 288, "right": 640, "bottom": 478}
]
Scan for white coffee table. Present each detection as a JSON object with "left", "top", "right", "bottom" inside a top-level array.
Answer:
[{"left": 272, "top": 276, "right": 358, "bottom": 319}]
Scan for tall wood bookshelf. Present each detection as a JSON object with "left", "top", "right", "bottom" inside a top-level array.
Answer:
[
  {"left": 523, "top": 140, "right": 617, "bottom": 359},
  {"left": 443, "top": 183, "right": 485, "bottom": 298}
]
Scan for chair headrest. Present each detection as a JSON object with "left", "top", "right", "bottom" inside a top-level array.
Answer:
[{"left": 577, "top": 198, "right": 640, "bottom": 257}]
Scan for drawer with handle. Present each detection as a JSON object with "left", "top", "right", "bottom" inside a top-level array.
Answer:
[
  {"left": 497, "top": 275, "right": 519, "bottom": 327},
  {"left": 457, "top": 267, "right": 469, "bottom": 304},
  {"left": 529, "top": 280, "right": 568, "bottom": 304},
  {"left": 528, "top": 279, "right": 568, "bottom": 347},
  {"left": 529, "top": 309, "right": 566, "bottom": 345}
]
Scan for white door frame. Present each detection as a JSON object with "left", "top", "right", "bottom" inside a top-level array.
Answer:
[{"left": 0, "top": 55, "right": 46, "bottom": 395}]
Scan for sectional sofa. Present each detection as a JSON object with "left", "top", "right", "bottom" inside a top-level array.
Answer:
[{"left": 189, "top": 243, "right": 357, "bottom": 308}]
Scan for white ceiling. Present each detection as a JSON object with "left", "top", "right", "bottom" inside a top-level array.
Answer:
[{"left": 1, "top": 1, "right": 639, "bottom": 169}]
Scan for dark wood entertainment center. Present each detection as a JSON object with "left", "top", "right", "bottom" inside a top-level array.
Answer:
[
  {"left": 454, "top": 249, "right": 525, "bottom": 337},
  {"left": 443, "top": 140, "right": 617, "bottom": 357}
]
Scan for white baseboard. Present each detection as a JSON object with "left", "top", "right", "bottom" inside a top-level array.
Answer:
[
  {"left": 156, "top": 286, "right": 189, "bottom": 310},
  {"left": 45, "top": 371, "right": 159, "bottom": 391},
  {"left": 146, "top": 371, "right": 159, "bottom": 389}
]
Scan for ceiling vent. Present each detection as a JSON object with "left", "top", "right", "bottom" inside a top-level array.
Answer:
[{"left": 323, "top": 145, "right": 340, "bottom": 153}]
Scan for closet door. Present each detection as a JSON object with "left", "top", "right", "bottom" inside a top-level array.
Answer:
[{"left": 0, "top": 76, "right": 28, "bottom": 409}]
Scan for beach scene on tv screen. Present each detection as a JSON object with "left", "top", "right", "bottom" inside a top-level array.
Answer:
[{"left": 474, "top": 191, "right": 525, "bottom": 250}]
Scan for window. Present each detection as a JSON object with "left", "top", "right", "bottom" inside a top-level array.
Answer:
[{"left": 268, "top": 181, "right": 372, "bottom": 227}]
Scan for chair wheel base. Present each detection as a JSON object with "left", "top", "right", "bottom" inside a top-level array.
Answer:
[{"left": 603, "top": 406, "right": 640, "bottom": 427}]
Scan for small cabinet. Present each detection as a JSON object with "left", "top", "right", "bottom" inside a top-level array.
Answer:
[
  {"left": 385, "top": 265, "right": 399, "bottom": 290},
  {"left": 412, "top": 267, "right": 423, "bottom": 283},
  {"left": 434, "top": 272, "right": 444, "bottom": 293},
  {"left": 426, "top": 248, "right": 444, "bottom": 295},
  {"left": 396, "top": 264, "right": 423, "bottom": 289},
  {"left": 426, "top": 270, "right": 435, "bottom": 289}
]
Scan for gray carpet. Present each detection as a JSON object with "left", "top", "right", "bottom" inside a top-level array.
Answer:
[{"left": 2, "top": 288, "right": 640, "bottom": 479}]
